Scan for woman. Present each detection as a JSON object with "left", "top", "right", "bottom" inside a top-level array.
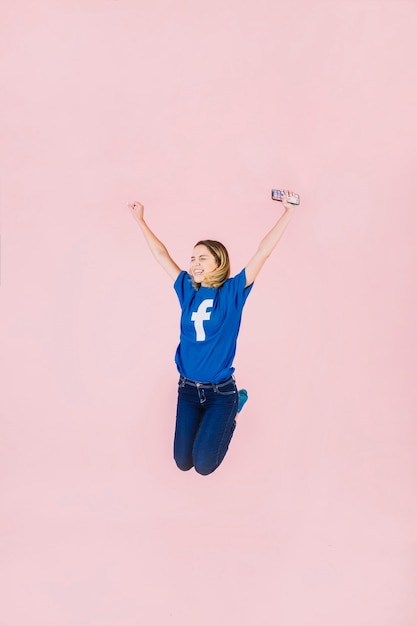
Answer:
[{"left": 128, "top": 191, "right": 298, "bottom": 475}]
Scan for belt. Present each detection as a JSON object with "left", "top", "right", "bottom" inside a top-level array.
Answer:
[{"left": 179, "top": 375, "right": 235, "bottom": 391}]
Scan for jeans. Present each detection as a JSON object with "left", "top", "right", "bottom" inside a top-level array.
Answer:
[{"left": 174, "top": 375, "right": 238, "bottom": 475}]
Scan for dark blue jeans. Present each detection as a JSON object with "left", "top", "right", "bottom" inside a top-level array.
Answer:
[{"left": 174, "top": 376, "right": 238, "bottom": 475}]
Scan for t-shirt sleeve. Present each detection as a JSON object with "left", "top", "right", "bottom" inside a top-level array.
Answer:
[
  {"left": 174, "top": 270, "right": 193, "bottom": 307},
  {"left": 228, "top": 268, "right": 254, "bottom": 307}
]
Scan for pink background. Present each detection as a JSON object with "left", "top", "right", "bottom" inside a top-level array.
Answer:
[{"left": 1, "top": 1, "right": 417, "bottom": 624}]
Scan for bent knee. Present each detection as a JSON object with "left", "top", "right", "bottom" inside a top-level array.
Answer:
[
  {"left": 175, "top": 451, "right": 220, "bottom": 475},
  {"left": 174, "top": 455, "right": 194, "bottom": 472},
  {"left": 193, "top": 457, "right": 218, "bottom": 476},
  {"left": 195, "top": 465, "right": 216, "bottom": 476}
]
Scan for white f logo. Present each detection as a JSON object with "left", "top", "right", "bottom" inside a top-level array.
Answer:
[{"left": 191, "top": 299, "right": 214, "bottom": 341}]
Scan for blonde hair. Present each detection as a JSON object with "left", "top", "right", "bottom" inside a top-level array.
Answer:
[{"left": 191, "top": 240, "right": 230, "bottom": 290}]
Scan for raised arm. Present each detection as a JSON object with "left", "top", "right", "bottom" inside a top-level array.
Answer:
[
  {"left": 244, "top": 190, "right": 298, "bottom": 287},
  {"left": 128, "top": 201, "right": 181, "bottom": 281}
]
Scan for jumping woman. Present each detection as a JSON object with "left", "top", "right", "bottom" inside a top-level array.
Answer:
[{"left": 128, "top": 191, "right": 299, "bottom": 475}]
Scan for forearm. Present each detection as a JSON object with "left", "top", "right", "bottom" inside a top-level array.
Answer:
[
  {"left": 129, "top": 201, "right": 181, "bottom": 280},
  {"left": 257, "top": 206, "right": 295, "bottom": 257},
  {"left": 137, "top": 218, "right": 170, "bottom": 260}
]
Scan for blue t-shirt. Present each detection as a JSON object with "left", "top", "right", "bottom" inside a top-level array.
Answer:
[{"left": 173, "top": 269, "right": 253, "bottom": 383}]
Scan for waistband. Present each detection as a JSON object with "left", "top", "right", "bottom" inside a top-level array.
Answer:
[{"left": 179, "top": 375, "right": 235, "bottom": 390}]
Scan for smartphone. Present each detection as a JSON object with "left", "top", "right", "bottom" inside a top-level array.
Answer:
[{"left": 271, "top": 189, "right": 300, "bottom": 205}]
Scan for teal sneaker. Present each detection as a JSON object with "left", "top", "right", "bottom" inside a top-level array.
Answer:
[{"left": 237, "top": 389, "right": 248, "bottom": 413}]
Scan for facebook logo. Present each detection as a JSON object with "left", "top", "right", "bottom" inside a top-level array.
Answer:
[{"left": 191, "top": 299, "right": 214, "bottom": 341}]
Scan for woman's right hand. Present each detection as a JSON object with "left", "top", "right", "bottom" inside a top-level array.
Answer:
[{"left": 128, "top": 201, "right": 144, "bottom": 223}]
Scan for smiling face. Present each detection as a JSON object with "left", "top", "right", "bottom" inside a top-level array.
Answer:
[{"left": 190, "top": 244, "right": 219, "bottom": 286}]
